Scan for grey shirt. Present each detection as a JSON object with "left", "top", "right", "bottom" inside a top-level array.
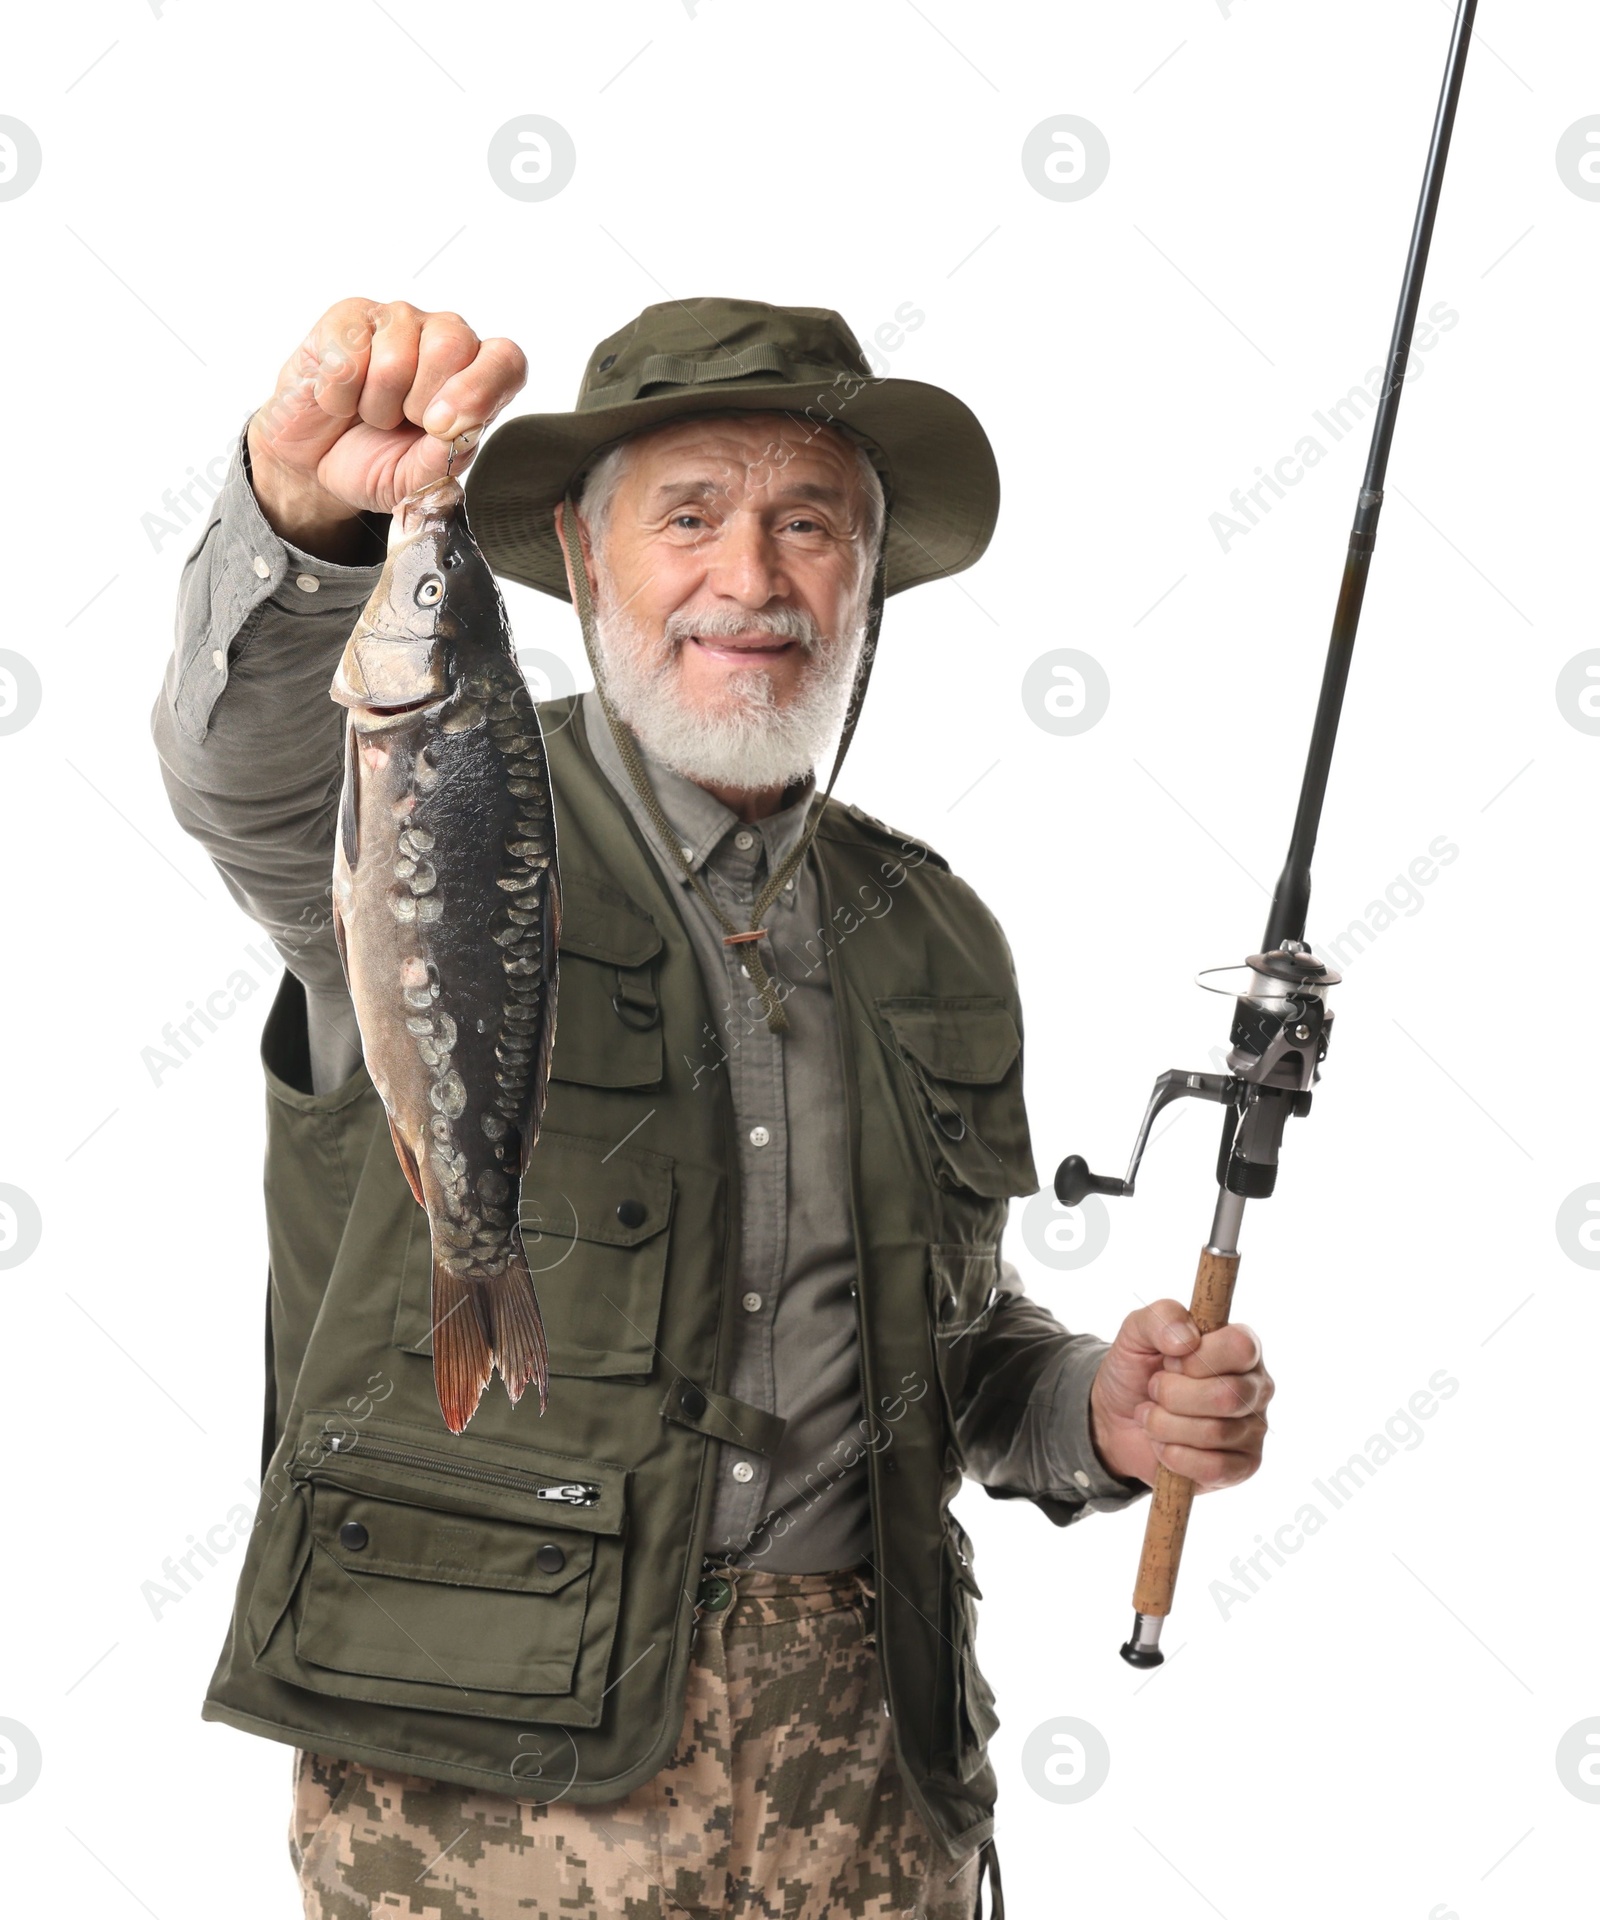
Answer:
[{"left": 152, "top": 424, "right": 1147, "bottom": 1573}]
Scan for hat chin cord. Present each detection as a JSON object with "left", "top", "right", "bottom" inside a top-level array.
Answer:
[{"left": 558, "top": 491, "right": 887, "bottom": 1036}]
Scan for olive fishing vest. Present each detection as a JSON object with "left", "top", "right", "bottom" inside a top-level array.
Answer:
[{"left": 202, "top": 693, "right": 1040, "bottom": 1861}]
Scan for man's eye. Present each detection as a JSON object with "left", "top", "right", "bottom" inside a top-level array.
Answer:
[
  {"left": 671, "top": 514, "right": 705, "bottom": 531},
  {"left": 784, "top": 518, "right": 820, "bottom": 534}
]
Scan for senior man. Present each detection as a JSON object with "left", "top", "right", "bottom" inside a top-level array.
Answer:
[{"left": 153, "top": 296, "right": 1272, "bottom": 1920}]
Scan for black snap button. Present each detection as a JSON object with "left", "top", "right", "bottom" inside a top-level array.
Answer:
[
  {"left": 697, "top": 1574, "right": 732, "bottom": 1611},
  {"left": 598, "top": 353, "right": 617, "bottom": 371},
  {"left": 536, "top": 1543, "right": 566, "bottom": 1574},
  {"left": 338, "top": 1520, "right": 369, "bottom": 1551},
  {"left": 679, "top": 1381, "right": 707, "bottom": 1420},
  {"left": 616, "top": 1198, "right": 647, "bottom": 1228}
]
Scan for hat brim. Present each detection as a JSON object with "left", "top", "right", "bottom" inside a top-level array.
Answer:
[{"left": 464, "top": 377, "right": 998, "bottom": 600}]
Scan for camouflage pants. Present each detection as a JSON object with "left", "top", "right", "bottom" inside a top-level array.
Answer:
[{"left": 290, "top": 1564, "right": 984, "bottom": 1919}]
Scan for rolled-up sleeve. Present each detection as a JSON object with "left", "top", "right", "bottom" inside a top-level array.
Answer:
[
  {"left": 954, "top": 1258, "right": 1151, "bottom": 1526},
  {"left": 150, "top": 420, "right": 387, "bottom": 1091}
]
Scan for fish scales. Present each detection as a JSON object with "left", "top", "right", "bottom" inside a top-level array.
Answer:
[{"left": 330, "top": 476, "right": 559, "bottom": 1434}]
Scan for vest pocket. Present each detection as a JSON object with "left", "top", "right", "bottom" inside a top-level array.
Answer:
[
  {"left": 876, "top": 998, "right": 1038, "bottom": 1200},
  {"left": 391, "top": 1126, "right": 674, "bottom": 1379},
  {"left": 250, "top": 1409, "right": 628, "bottom": 1726},
  {"left": 927, "top": 1245, "right": 1002, "bottom": 1467},
  {"left": 549, "top": 880, "right": 664, "bottom": 1089},
  {"left": 939, "top": 1516, "right": 1000, "bottom": 1783}
]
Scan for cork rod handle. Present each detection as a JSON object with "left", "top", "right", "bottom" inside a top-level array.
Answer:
[{"left": 1131, "top": 1245, "right": 1241, "bottom": 1619}]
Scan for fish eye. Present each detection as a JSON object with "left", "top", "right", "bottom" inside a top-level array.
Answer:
[{"left": 415, "top": 575, "right": 444, "bottom": 606}]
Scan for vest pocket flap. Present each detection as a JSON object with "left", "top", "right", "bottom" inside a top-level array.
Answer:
[
  {"left": 557, "top": 880, "right": 663, "bottom": 967},
  {"left": 309, "top": 1483, "right": 594, "bottom": 1595},
  {"left": 521, "top": 1128, "right": 672, "bottom": 1250},
  {"left": 877, "top": 1001, "right": 1021, "bottom": 1083}
]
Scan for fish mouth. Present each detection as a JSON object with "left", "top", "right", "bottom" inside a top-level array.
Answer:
[
  {"left": 392, "top": 476, "right": 466, "bottom": 544},
  {"left": 345, "top": 691, "right": 447, "bottom": 733},
  {"left": 354, "top": 690, "right": 442, "bottom": 716}
]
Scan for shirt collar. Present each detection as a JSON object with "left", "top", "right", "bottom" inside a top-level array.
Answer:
[{"left": 580, "top": 689, "right": 817, "bottom": 885}]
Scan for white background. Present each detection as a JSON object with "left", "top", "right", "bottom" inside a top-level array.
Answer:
[{"left": 3, "top": 2, "right": 1596, "bottom": 1915}]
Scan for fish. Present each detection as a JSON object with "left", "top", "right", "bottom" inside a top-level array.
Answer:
[{"left": 329, "top": 474, "right": 559, "bottom": 1433}]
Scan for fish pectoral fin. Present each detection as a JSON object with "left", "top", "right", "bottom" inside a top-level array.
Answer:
[
  {"left": 331, "top": 896, "right": 350, "bottom": 985},
  {"left": 386, "top": 1115, "right": 427, "bottom": 1210},
  {"left": 338, "top": 715, "right": 360, "bottom": 871}
]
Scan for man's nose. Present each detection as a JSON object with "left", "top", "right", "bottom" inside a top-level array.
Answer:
[{"left": 705, "top": 513, "right": 787, "bottom": 606}]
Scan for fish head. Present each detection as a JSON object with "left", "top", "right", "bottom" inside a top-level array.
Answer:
[{"left": 332, "top": 477, "right": 499, "bottom": 718}]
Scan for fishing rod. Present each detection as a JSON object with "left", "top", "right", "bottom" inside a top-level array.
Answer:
[{"left": 1056, "top": 0, "right": 1479, "bottom": 1668}]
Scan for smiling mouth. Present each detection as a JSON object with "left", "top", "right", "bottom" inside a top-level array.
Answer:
[{"left": 688, "top": 634, "right": 796, "bottom": 658}]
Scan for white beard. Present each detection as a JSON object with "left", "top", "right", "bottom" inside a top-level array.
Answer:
[{"left": 590, "top": 578, "right": 867, "bottom": 792}]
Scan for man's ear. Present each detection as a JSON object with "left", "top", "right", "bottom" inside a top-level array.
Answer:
[{"left": 552, "top": 500, "right": 598, "bottom": 606}]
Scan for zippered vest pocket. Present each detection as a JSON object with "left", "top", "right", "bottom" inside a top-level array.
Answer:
[{"left": 248, "top": 1408, "right": 628, "bottom": 1728}]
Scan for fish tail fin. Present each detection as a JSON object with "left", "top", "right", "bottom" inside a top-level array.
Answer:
[
  {"left": 485, "top": 1226, "right": 549, "bottom": 1416},
  {"left": 431, "top": 1263, "right": 495, "bottom": 1435}
]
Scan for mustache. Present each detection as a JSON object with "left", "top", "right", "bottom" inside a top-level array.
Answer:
[{"left": 660, "top": 605, "right": 825, "bottom": 650}]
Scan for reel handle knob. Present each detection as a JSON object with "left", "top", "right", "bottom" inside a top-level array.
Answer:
[{"left": 1054, "top": 1155, "right": 1127, "bottom": 1208}]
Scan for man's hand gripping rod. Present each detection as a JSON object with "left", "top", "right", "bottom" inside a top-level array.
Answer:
[{"left": 1057, "top": 0, "right": 1478, "bottom": 1668}]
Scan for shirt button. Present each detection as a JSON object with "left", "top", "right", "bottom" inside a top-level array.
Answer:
[
  {"left": 742, "top": 1291, "right": 763, "bottom": 1313},
  {"left": 251, "top": 554, "right": 271, "bottom": 579},
  {"left": 211, "top": 649, "right": 226, "bottom": 671},
  {"left": 784, "top": 877, "right": 795, "bottom": 891},
  {"left": 748, "top": 1125, "right": 770, "bottom": 1148},
  {"left": 295, "top": 572, "right": 320, "bottom": 593},
  {"left": 680, "top": 845, "right": 694, "bottom": 862},
  {"left": 734, "top": 829, "right": 755, "bottom": 851},
  {"left": 731, "top": 1461, "right": 754, "bottom": 1484},
  {"left": 1073, "top": 1469, "right": 1091, "bottom": 1489}
]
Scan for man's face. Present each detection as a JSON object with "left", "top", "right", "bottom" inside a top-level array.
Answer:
[{"left": 569, "top": 413, "right": 877, "bottom": 794}]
